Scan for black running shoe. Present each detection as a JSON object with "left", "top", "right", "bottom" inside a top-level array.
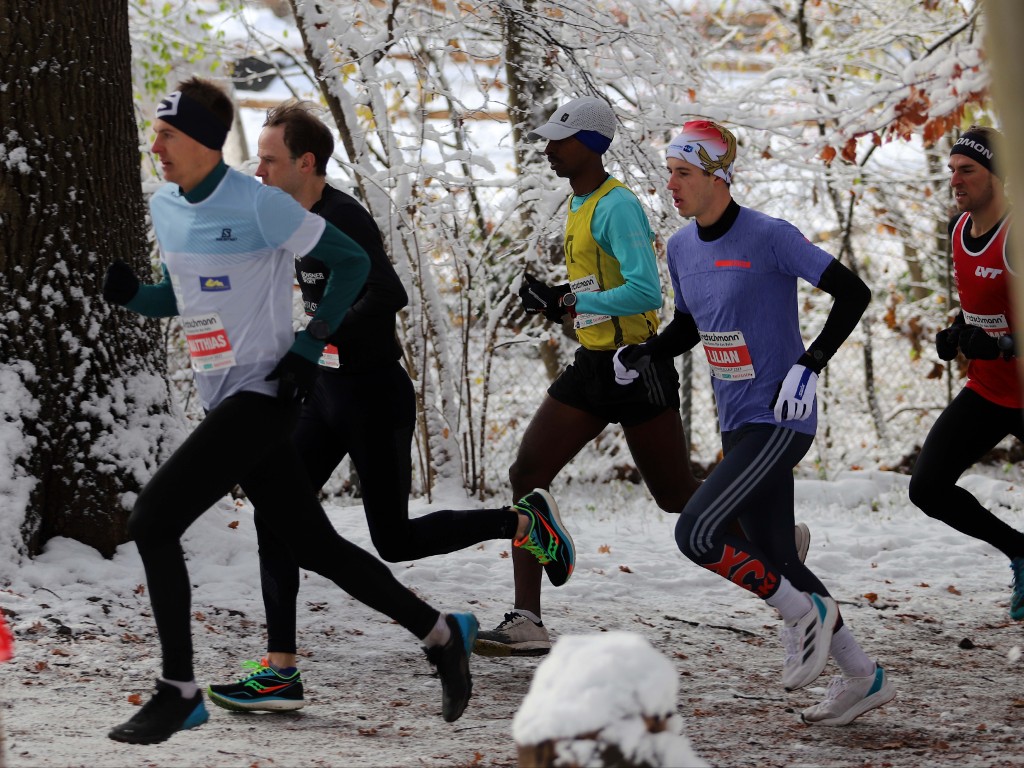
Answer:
[
  {"left": 424, "top": 612, "right": 478, "bottom": 722},
  {"left": 207, "top": 659, "right": 305, "bottom": 712},
  {"left": 108, "top": 679, "right": 209, "bottom": 744}
]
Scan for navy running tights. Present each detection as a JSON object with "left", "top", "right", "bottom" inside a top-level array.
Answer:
[{"left": 675, "top": 424, "right": 829, "bottom": 600}]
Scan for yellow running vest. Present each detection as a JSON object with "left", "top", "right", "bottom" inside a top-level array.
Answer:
[{"left": 564, "top": 178, "right": 659, "bottom": 350}]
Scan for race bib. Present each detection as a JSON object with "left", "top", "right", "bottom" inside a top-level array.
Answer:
[
  {"left": 318, "top": 343, "right": 340, "bottom": 369},
  {"left": 570, "top": 274, "right": 611, "bottom": 330},
  {"left": 962, "top": 310, "right": 1010, "bottom": 336},
  {"left": 700, "top": 329, "right": 754, "bottom": 380},
  {"left": 182, "top": 312, "right": 236, "bottom": 372}
]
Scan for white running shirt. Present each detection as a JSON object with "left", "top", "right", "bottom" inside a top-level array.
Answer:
[{"left": 150, "top": 169, "right": 326, "bottom": 410}]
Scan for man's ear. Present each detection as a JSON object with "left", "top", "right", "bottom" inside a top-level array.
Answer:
[{"left": 298, "top": 151, "right": 316, "bottom": 173}]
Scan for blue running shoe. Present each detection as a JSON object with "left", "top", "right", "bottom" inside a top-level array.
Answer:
[
  {"left": 513, "top": 489, "right": 575, "bottom": 587},
  {"left": 425, "top": 612, "right": 478, "bottom": 722},
  {"left": 207, "top": 659, "right": 304, "bottom": 712},
  {"left": 108, "top": 679, "right": 209, "bottom": 744},
  {"left": 1010, "top": 558, "right": 1024, "bottom": 621}
]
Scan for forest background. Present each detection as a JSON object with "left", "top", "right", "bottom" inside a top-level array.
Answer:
[{"left": 1, "top": 0, "right": 1013, "bottom": 568}]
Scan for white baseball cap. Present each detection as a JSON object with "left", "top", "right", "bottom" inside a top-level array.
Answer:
[{"left": 527, "top": 96, "right": 617, "bottom": 142}]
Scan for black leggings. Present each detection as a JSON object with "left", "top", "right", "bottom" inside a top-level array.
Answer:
[
  {"left": 909, "top": 387, "right": 1024, "bottom": 560},
  {"left": 676, "top": 424, "right": 828, "bottom": 600},
  {"left": 257, "top": 362, "right": 517, "bottom": 654},
  {"left": 128, "top": 391, "right": 440, "bottom": 682}
]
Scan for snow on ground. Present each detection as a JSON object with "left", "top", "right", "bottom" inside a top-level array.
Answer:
[{"left": 2, "top": 470, "right": 1023, "bottom": 767}]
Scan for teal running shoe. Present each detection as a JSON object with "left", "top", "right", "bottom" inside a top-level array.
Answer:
[
  {"left": 425, "top": 612, "right": 477, "bottom": 722},
  {"left": 1010, "top": 558, "right": 1024, "bottom": 621}
]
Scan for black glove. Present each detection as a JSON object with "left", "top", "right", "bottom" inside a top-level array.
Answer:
[
  {"left": 265, "top": 352, "right": 320, "bottom": 402},
  {"left": 102, "top": 259, "right": 140, "bottom": 305},
  {"left": 518, "top": 273, "right": 571, "bottom": 323},
  {"left": 957, "top": 325, "right": 1004, "bottom": 360},
  {"left": 934, "top": 323, "right": 962, "bottom": 361}
]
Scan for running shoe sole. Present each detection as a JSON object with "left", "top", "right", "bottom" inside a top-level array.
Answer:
[
  {"left": 206, "top": 691, "right": 305, "bottom": 712},
  {"left": 472, "top": 638, "right": 551, "bottom": 657}
]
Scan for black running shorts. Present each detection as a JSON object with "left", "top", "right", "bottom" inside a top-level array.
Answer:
[{"left": 547, "top": 346, "right": 680, "bottom": 427}]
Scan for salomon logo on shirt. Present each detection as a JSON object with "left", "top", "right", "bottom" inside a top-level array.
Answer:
[
  {"left": 200, "top": 276, "right": 231, "bottom": 291},
  {"left": 215, "top": 228, "right": 237, "bottom": 241}
]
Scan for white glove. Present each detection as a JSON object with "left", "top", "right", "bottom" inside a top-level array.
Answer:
[
  {"left": 612, "top": 347, "right": 641, "bottom": 385},
  {"left": 772, "top": 364, "right": 818, "bottom": 422}
]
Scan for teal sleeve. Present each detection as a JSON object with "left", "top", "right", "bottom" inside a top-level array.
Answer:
[
  {"left": 289, "top": 221, "right": 371, "bottom": 362},
  {"left": 573, "top": 188, "right": 662, "bottom": 317},
  {"left": 125, "top": 264, "right": 179, "bottom": 317}
]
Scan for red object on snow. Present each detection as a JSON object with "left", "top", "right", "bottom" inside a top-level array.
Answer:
[{"left": 0, "top": 611, "right": 13, "bottom": 662}]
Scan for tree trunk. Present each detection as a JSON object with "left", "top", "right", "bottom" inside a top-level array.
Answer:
[{"left": 0, "top": 1, "right": 174, "bottom": 558}]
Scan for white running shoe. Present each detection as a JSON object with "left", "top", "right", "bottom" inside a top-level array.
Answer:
[
  {"left": 472, "top": 611, "right": 551, "bottom": 657},
  {"left": 794, "top": 522, "right": 811, "bottom": 564},
  {"left": 802, "top": 664, "right": 896, "bottom": 725},
  {"left": 781, "top": 593, "right": 838, "bottom": 691}
]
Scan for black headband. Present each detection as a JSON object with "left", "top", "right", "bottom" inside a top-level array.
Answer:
[
  {"left": 155, "top": 91, "right": 229, "bottom": 150},
  {"left": 949, "top": 130, "right": 997, "bottom": 175}
]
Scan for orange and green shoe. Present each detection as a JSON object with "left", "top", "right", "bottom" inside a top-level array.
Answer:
[
  {"left": 207, "top": 659, "right": 304, "bottom": 712},
  {"left": 513, "top": 488, "right": 575, "bottom": 587}
]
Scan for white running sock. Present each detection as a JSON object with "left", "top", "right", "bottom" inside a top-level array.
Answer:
[
  {"left": 159, "top": 677, "right": 200, "bottom": 698},
  {"left": 765, "top": 579, "right": 814, "bottom": 624},
  {"left": 829, "top": 624, "right": 875, "bottom": 678},
  {"left": 512, "top": 608, "right": 542, "bottom": 624},
  {"left": 422, "top": 613, "right": 451, "bottom": 648}
]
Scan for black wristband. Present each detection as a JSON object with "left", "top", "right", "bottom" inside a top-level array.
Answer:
[{"left": 798, "top": 349, "right": 827, "bottom": 374}]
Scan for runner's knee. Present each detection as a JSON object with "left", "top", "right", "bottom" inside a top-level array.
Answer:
[
  {"left": 674, "top": 513, "right": 704, "bottom": 560},
  {"left": 127, "top": 492, "right": 175, "bottom": 545},
  {"left": 509, "top": 460, "right": 551, "bottom": 499},
  {"left": 372, "top": 538, "right": 413, "bottom": 563},
  {"left": 648, "top": 487, "right": 688, "bottom": 515},
  {"left": 908, "top": 470, "right": 942, "bottom": 514}
]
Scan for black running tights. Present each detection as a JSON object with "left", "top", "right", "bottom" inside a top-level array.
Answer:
[
  {"left": 128, "top": 391, "right": 440, "bottom": 682},
  {"left": 257, "top": 363, "right": 517, "bottom": 654},
  {"left": 909, "top": 387, "right": 1024, "bottom": 560}
]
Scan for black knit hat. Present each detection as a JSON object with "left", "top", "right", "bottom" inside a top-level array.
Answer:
[{"left": 949, "top": 128, "right": 1000, "bottom": 176}]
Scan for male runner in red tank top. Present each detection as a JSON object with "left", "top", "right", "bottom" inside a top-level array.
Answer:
[{"left": 909, "top": 126, "right": 1024, "bottom": 620}]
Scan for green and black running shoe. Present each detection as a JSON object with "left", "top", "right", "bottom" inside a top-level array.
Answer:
[
  {"left": 207, "top": 659, "right": 305, "bottom": 712},
  {"left": 513, "top": 488, "right": 575, "bottom": 587}
]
